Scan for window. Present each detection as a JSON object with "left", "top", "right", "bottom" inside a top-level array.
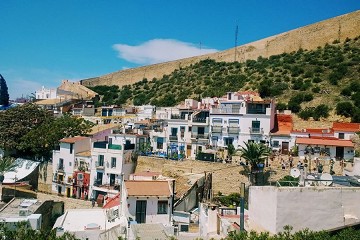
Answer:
[
  {"left": 229, "top": 119, "right": 239, "bottom": 126},
  {"left": 70, "top": 143, "right": 73, "bottom": 154},
  {"left": 111, "top": 157, "right": 116, "bottom": 168},
  {"left": 171, "top": 128, "right": 178, "bottom": 136},
  {"left": 339, "top": 133, "right": 345, "bottom": 139},
  {"left": 69, "top": 162, "right": 72, "bottom": 166},
  {"left": 224, "top": 138, "right": 234, "bottom": 145},
  {"left": 98, "top": 155, "right": 104, "bottom": 166},
  {"left": 157, "top": 142, "right": 163, "bottom": 149},
  {"left": 272, "top": 141, "right": 279, "bottom": 147},
  {"left": 157, "top": 201, "right": 168, "bottom": 214},
  {"left": 188, "top": 126, "right": 192, "bottom": 132},
  {"left": 180, "top": 126, "right": 185, "bottom": 138}
]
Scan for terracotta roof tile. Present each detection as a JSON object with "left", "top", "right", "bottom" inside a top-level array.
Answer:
[
  {"left": 103, "top": 193, "right": 120, "bottom": 209},
  {"left": 295, "top": 137, "right": 354, "bottom": 147},
  {"left": 332, "top": 122, "right": 360, "bottom": 132},
  {"left": 271, "top": 114, "right": 293, "bottom": 135},
  {"left": 125, "top": 180, "right": 171, "bottom": 197},
  {"left": 60, "top": 136, "right": 89, "bottom": 144}
]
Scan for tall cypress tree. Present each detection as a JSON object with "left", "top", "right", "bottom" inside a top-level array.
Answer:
[{"left": 0, "top": 74, "right": 9, "bottom": 106}]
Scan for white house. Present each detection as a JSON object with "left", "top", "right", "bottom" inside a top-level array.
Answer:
[
  {"left": 122, "top": 180, "right": 174, "bottom": 226},
  {"left": 296, "top": 136, "right": 354, "bottom": 161},
  {"left": 52, "top": 136, "right": 91, "bottom": 196},
  {"left": 209, "top": 91, "right": 275, "bottom": 150},
  {"left": 136, "top": 105, "right": 155, "bottom": 121},
  {"left": 332, "top": 122, "right": 360, "bottom": 140},
  {"left": 35, "top": 86, "right": 57, "bottom": 99},
  {"left": 270, "top": 114, "right": 293, "bottom": 154},
  {"left": 89, "top": 133, "right": 147, "bottom": 202}
]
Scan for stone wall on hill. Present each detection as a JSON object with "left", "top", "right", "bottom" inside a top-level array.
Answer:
[{"left": 82, "top": 10, "right": 360, "bottom": 88}]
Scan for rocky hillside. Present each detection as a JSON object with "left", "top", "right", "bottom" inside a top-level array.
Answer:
[
  {"left": 81, "top": 10, "right": 360, "bottom": 88},
  {"left": 89, "top": 36, "right": 360, "bottom": 123}
]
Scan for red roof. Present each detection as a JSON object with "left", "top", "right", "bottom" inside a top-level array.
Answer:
[
  {"left": 292, "top": 128, "right": 333, "bottom": 134},
  {"left": 332, "top": 122, "right": 360, "bottom": 132},
  {"left": 103, "top": 193, "right": 120, "bottom": 209},
  {"left": 60, "top": 136, "right": 89, "bottom": 143},
  {"left": 125, "top": 180, "right": 171, "bottom": 197},
  {"left": 271, "top": 114, "right": 293, "bottom": 135},
  {"left": 296, "top": 137, "right": 354, "bottom": 147}
]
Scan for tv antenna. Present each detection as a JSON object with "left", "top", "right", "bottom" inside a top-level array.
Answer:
[
  {"left": 290, "top": 168, "right": 300, "bottom": 178},
  {"left": 234, "top": 25, "right": 238, "bottom": 62}
]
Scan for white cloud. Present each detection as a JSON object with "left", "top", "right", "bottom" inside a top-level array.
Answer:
[{"left": 113, "top": 39, "right": 218, "bottom": 65}]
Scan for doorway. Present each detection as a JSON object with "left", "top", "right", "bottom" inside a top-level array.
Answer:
[
  {"left": 281, "top": 142, "right": 289, "bottom": 154},
  {"left": 336, "top": 147, "right": 344, "bottom": 160},
  {"left": 135, "top": 200, "right": 147, "bottom": 224}
]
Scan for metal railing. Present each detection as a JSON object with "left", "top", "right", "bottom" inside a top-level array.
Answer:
[{"left": 249, "top": 127, "right": 264, "bottom": 134}]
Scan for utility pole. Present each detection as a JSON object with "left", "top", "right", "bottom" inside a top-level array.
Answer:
[{"left": 239, "top": 182, "right": 245, "bottom": 231}]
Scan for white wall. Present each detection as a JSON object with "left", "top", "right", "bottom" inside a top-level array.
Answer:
[
  {"left": 127, "top": 197, "right": 171, "bottom": 226},
  {"left": 249, "top": 186, "right": 360, "bottom": 234}
]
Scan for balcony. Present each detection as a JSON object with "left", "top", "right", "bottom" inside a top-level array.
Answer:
[
  {"left": 249, "top": 127, "right": 264, "bottom": 134},
  {"left": 211, "top": 108, "right": 241, "bottom": 114},
  {"left": 169, "top": 135, "right": 178, "bottom": 141},
  {"left": 93, "top": 141, "right": 107, "bottom": 149},
  {"left": 108, "top": 144, "right": 121, "bottom": 150},
  {"left": 57, "top": 164, "right": 64, "bottom": 172},
  {"left": 228, "top": 126, "right": 240, "bottom": 134},
  {"left": 211, "top": 126, "right": 222, "bottom": 133},
  {"left": 191, "top": 133, "right": 209, "bottom": 139},
  {"left": 93, "top": 178, "right": 103, "bottom": 187},
  {"left": 192, "top": 117, "right": 207, "bottom": 123},
  {"left": 96, "top": 161, "right": 105, "bottom": 170}
]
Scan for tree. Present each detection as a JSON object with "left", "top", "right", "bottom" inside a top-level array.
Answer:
[
  {"left": 336, "top": 101, "right": 355, "bottom": 117},
  {"left": 0, "top": 74, "right": 9, "bottom": 106},
  {"left": 0, "top": 105, "right": 93, "bottom": 159},
  {"left": 19, "top": 114, "right": 94, "bottom": 158},
  {"left": 240, "top": 142, "right": 271, "bottom": 185},
  {"left": 0, "top": 103, "right": 52, "bottom": 152}
]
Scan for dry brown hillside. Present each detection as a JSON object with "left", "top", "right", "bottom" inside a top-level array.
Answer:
[{"left": 81, "top": 10, "right": 360, "bottom": 88}]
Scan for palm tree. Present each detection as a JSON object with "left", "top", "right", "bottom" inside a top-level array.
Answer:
[
  {"left": 240, "top": 142, "right": 271, "bottom": 185},
  {"left": 0, "top": 156, "right": 17, "bottom": 200}
]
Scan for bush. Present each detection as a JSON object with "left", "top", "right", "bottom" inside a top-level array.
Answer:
[
  {"left": 298, "top": 108, "right": 314, "bottom": 120},
  {"left": 288, "top": 101, "right": 301, "bottom": 113},
  {"left": 313, "top": 104, "right": 330, "bottom": 120},
  {"left": 336, "top": 101, "right": 355, "bottom": 117},
  {"left": 276, "top": 102, "right": 287, "bottom": 111},
  {"left": 312, "top": 86, "right": 320, "bottom": 93}
]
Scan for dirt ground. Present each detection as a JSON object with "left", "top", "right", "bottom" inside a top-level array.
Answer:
[{"left": 136, "top": 155, "right": 346, "bottom": 196}]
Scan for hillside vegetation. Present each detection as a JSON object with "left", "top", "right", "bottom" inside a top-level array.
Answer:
[{"left": 90, "top": 36, "right": 360, "bottom": 122}]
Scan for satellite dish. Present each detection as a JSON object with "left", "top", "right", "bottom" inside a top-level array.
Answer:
[
  {"left": 305, "top": 175, "right": 315, "bottom": 187},
  {"left": 320, "top": 173, "right": 333, "bottom": 186},
  {"left": 290, "top": 168, "right": 300, "bottom": 178}
]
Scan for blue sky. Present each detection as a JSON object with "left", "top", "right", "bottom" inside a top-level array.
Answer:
[{"left": 1, "top": 1, "right": 359, "bottom": 99}]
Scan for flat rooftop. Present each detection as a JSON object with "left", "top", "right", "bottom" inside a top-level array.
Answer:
[
  {"left": 0, "top": 198, "right": 41, "bottom": 218},
  {"left": 54, "top": 209, "right": 120, "bottom": 232}
]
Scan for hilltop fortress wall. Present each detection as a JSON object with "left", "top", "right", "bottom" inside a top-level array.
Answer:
[{"left": 82, "top": 10, "right": 360, "bottom": 88}]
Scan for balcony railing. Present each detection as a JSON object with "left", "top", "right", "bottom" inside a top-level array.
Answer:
[
  {"left": 96, "top": 161, "right": 105, "bottom": 169},
  {"left": 108, "top": 144, "right": 121, "bottom": 150},
  {"left": 228, "top": 126, "right": 240, "bottom": 134},
  {"left": 169, "top": 135, "right": 178, "bottom": 141},
  {"left": 249, "top": 127, "right": 264, "bottom": 134},
  {"left": 211, "top": 126, "right": 222, "bottom": 133},
  {"left": 211, "top": 108, "right": 241, "bottom": 114},
  {"left": 191, "top": 133, "right": 209, "bottom": 139},
  {"left": 57, "top": 164, "right": 64, "bottom": 171},
  {"left": 192, "top": 118, "right": 207, "bottom": 123},
  {"left": 93, "top": 178, "right": 103, "bottom": 187},
  {"left": 93, "top": 141, "right": 107, "bottom": 149}
]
